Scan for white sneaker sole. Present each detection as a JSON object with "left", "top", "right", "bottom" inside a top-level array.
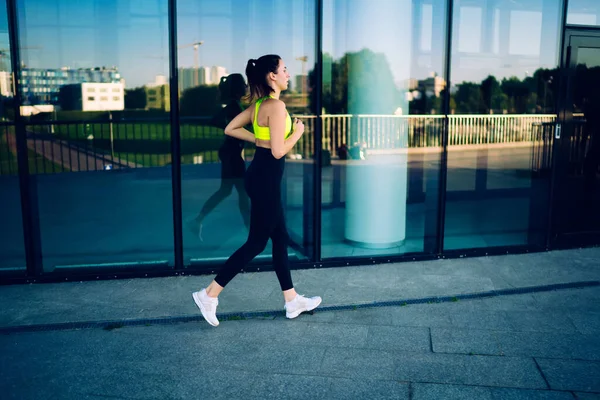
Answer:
[
  {"left": 286, "top": 297, "right": 322, "bottom": 319},
  {"left": 192, "top": 292, "right": 219, "bottom": 327}
]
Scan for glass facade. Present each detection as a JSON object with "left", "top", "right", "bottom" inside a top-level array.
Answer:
[
  {"left": 1, "top": 0, "right": 599, "bottom": 281},
  {"left": 552, "top": 30, "right": 600, "bottom": 246},
  {"left": 444, "top": 0, "right": 562, "bottom": 250},
  {"left": 16, "top": 0, "right": 175, "bottom": 271},
  {"left": 321, "top": 0, "right": 447, "bottom": 258},
  {"left": 177, "top": 0, "right": 316, "bottom": 265}
]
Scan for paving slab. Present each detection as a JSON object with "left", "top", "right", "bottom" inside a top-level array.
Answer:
[
  {"left": 393, "top": 353, "right": 547, "bottom": 389},
  {"left": 412, "top": 383, "right": 575, "bottom": 400},
  {"left": 536, "top": 358, "right": 600, "bottom": 393},
  {"left": 318, "top": 347, "right": 398, "bottom": 380},
  {"left": 431, "top": 328, "right": 600, "bottom": 360}
]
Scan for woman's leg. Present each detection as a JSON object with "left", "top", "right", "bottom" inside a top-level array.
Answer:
[
  {"left": 270, "top": 204, "right": 323, "bottom": 318},
  {"left": 194, "top": 200, "right": 275, "bottom": 327},
  {"left": 212, "top": 201, "right": 275, "bottom": 289},
  {"left": 269, "top": 204, "right": 295, "bottom": 299}
]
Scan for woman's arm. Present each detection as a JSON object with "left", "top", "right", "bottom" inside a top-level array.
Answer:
[
  {"left": 268, "top": 101, "right": 304, "bottom": 159},
  {"left": 224, "top": 106, "right": 255, "bottom": 143}
]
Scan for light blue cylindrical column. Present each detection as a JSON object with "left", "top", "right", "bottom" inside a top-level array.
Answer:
[
  {"left": 343, "top": 0, "right": 411, "bottom": 249},
  {"left": 345, "top": 151, "right": 408, "bottom": 248}
]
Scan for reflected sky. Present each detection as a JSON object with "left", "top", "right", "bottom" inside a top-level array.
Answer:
[
  {"left": 17, "top": 0, "right": 313, "bottom": 88},
  {"left": 8, "top": 0, "right": 565, "bottom": 89},
  {"left": 567, "top": 0, "right": 600, "bottom": 25}
]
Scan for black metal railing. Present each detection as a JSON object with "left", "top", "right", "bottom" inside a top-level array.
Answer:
[
  {"left": 16, "top": 117, "right": 224, "bottom": 173},
  {"left": 531, "top": 120, "right": 589, "bottom": 176},
  {"left": 0, "top": 114, "right": 568, "bottom": 175}
]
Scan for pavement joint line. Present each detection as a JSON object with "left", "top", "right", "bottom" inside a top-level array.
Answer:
[
  {"left": 533, "top": 357, "right": 552, "bottom": 390},
  {"left": 1, "top": 280, "right": 598, "bottom": 335},
  {"left": 403, "top": 382, "right": 580, "bottom": 395},
  {"left": 428, "top": 328, "right": 434, "bottom": 353}
]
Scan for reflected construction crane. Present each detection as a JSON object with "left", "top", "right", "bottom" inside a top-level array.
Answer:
[
  {"left": 179, "top": 41, "right": 204, "bottom": 86},
  {"left": 296, "top": 55, "right": 308, "bottom": 75},
  {"left": 295, "top": 56, "right": 308, "bottom": 93}
]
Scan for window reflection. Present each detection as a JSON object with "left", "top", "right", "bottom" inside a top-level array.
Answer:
[
  {"left": 321, "top": 0, "right": 447, "bottom": 258},
  {"left": 557, "top": 43, "right": 600, "bottom": 236},
  {"left": 444, "top": 0, "right": 562, "bottom": 250},
  {"left": 567, "top": 0, "right": 600, "bottom": 26},
  {"left": 16, "top": 0, "right": 175, "bottom": 270},
  {"left": 178, "top": 0, "right": 316, "bottom": 264}
]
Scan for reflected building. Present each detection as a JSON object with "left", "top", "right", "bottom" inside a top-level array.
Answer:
[
  {"left": 408, "top": 74, "right": 445, "bottom": 98},
  {"left": 59, "top": 82, "right": 125, "bottom": 111},
  {"left": 145, "top": 75, "right": 170, "bottom": 112},
  {"left": 0, "top": 70, "right": 11, "bottom": 97},
  {"left": 178, "top": 66, "right": 227, "bottom": 92},
  {"left": 19, "top": 66, "right": 122, "bottom": 105},
  {"left": 210, "top": 66, "right": 227, "bottom": 85}
]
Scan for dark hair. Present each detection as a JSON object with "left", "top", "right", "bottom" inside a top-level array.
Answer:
[
  {"left": 218, "top": 73, "right": 247, "bottom": 103},
  {"left": 245, "top": 54, "right": 281, "bottom": 102}
]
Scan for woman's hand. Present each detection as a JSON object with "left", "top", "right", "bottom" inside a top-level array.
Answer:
[{"left": 293, "top": 118, "right": 305, "bottom": 136}]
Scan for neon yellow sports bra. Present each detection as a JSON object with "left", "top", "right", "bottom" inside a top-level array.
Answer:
[{"left": 253, "top": 96, "right": 293, "bottom": 141}]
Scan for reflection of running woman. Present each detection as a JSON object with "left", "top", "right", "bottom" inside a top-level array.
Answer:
[
  {"left": 189, "top": 74, "right": 250, "bottom": 241},
  {"left": 192, "top": 55, "right": 322, "bottom": 327}
]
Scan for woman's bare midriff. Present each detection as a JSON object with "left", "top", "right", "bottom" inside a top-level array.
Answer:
[{"left": 255, "top": 138, "right": 271, "bottom": 149}]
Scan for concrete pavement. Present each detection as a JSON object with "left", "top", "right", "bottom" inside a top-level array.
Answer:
[{"left": 1, "top": 247, "right": 599, "bottom": 399}]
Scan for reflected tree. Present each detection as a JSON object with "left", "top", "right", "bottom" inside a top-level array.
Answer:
[
  {"left": 179, "top": 85, "right": 221, "bottom": 117},
  {"left": 311, "top": 52, "right": 561, "bottom": 115},
  {"left": 309, "top": 49, "right": 400, "bottom": 115},
  {"left": 454, "top": 82, "right": 482, "bottom": 113},
  {"left": 124, "top": 87, "right": 146, "bottom": 110},
  {"left": 480, "top": 76, "right": 507, "bottom": 113}
]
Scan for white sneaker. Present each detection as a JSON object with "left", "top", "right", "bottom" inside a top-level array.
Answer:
[
  {"left": 285, "top": 294, "right": 322, "bottom": 319},
  {"left": 192, "top": 289, "right": 219, "bottom": 326}
]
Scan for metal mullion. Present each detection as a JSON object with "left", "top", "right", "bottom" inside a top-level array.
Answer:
[
  {"left": 168, "top": 0, "right": 183, "bottom": 270},
  {"left": 7, "top": 0, "right": 43, "bottom": 275},
  {"left": 435, "top": 0, "right": 454, "bottom": 255},
  {"left": 313, "top": 0, "right": 323, "bottom": 262},
  {"left": 545, "top": 0, "right": 571, "bottom": 249}
]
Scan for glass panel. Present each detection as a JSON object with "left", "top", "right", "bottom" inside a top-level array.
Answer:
[
  {"left": 179, "top": 0, "right": 316, "bottom": 264},
  {"left": 567, "top": 0, "right": 600, "bottom": 26},
  {"left": 17, "top": 0, "right": 174, "bottom": 270},
  {"left": 557, "top": 44, "right": 600, "bottom": 235},
  {"left": 444, "top": 0, "right": 561, "bottom": 250},
  {"left": 0, "top": 0, "right": 25, "bottom": 272},
  {"left": 321, "top": 0, "right": 447, "bottom": 258}
]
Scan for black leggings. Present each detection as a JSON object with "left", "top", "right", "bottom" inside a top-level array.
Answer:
[{"left": 214, "top": 148, "right": 293, "bottom": 291}]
